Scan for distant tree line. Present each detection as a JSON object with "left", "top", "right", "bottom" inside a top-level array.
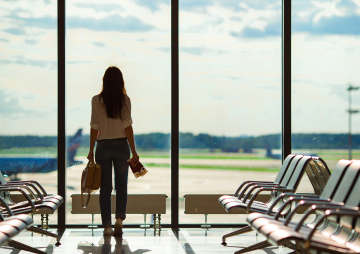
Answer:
[
  {"left": 0, "top": 136, "right": 57, "bottom": 149},
  {"left": 1, "top": 133, "right": 360, "bottom": 150}
]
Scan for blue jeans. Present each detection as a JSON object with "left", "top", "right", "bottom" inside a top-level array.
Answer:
[{"left": 95, "top": 138, "right": 130, "bottom": 227}]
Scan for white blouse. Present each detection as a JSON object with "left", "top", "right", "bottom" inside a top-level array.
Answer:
[{"left": 90, "top": 94, "right": 133, "bottom": 140}]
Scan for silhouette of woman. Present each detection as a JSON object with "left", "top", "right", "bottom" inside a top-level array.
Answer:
[{"left": 88, "top": 66, "right": 139, "bottom": 236}]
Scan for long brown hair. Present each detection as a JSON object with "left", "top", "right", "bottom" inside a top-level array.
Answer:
[{"left": 99, "top": 66, "right": 127, "bottom": 119}]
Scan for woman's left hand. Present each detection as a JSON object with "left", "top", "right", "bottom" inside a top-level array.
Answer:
[{"left": 87, "top": 150, "right": 94, "bottom": 161}]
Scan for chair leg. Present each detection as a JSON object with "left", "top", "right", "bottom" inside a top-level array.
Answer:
[
  {"left": 45, "top": 214, "right": 49, "bottom": 230},
  {"left": 26, "top": 226, "right": 61, "bottom": 246},
  {"left": 8, "top": 239, "right": 47, "bottom": 254},
  {"left": 234, "top": 240, "right": 272, "bottom": 254},
  {"left": 221, "top": 225, "right": 253, "bottom": 246},
  {"left": 283, "top": 240, "right": 296, "bottom": 250}
]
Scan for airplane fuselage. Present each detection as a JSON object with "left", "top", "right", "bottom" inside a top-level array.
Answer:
[{"left": 0, "top": 157, "right": 58, "bottom": 175}]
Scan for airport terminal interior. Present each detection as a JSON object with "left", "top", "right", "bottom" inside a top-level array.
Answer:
[{"left": 1, "top": 0, "right": 360, "bottom": 253}]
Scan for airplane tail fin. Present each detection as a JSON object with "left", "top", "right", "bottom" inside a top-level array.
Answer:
[
  {"left": 265, "top": 146, "right": 272, "bottom": 157},
  {"left": 67, "top": 128, "right": 82, "bottom": 166}
]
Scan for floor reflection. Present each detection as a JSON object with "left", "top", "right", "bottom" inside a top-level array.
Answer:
[{"left": 77, "top": 236, "right": 151, "bottom": 254}]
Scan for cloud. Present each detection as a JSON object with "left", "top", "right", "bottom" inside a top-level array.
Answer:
[
  {"left": 179, "top": 0, "right": 279, "bottom": 13},
  {"left": 208, "top": 74, "right": 241, "bottom": 80},
  {"left": 133, "top": 0, "right": 170, "bottom": 12},
  {"left": 0, "top": 55, "right": 56, "bottom": 69},
  {"left": 74, "top": 3, "right": 124, "bottom": 12},
  {"left": 336, "top": 0, "right": 358, "bottom": 15},
  {"left": 291, "top": 0, "right": 360, "bottom": 35},
  {"left": 25, "top": 39, "right": 38, "bottom": 45},
  {"left": 180, "top": 47, "right": 206, "bottom": 56},
  {"left": 230, "top": 16, "right": 242, "bottom": 22},
  {"left": 0, "top": 90, "right": 42, "bottom": 119},
  {"left": 180, "top": 0, "right": 215, "bottom": 13},
  {"left": 3, "top": 27, "right": 26, "bottom": 35},
  {"left": 226, "top": 0, "right": 360, "bottom": 38},
  {"left": 4, "top": 14, "right": 56, "bottom": 30},
  {"left": 180, "top": 47, "right": 229, "bottom": 56},
  {"left": 67, "top": 60, "right": 92, "bottom": 65},
  {"left": 294, "top": 15, "right": 360, "bottom": 35},
  {"left": 231, "top": 19, "right": 281, "bottom": 38},
  {"left": 156, "top": 47, "right": 170, "bottom": 52},
  {"left": 91, "top": 41, "right": 105, "bottom": 47},
  {"left": 0, "top": 38, "right": 9, "bottom": 42},
  {"left": 67, "top": 14, "right": 155, "bottom": 32},
  {"left": 4, "top": 9, "right": 154, "bottom": 33},
  {"left": 220, "top": 0, "right": 276, "bottom": 12}
]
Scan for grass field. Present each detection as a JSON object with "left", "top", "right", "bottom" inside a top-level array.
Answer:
[
  {"left": 1, "top": 147, "right": 359, "bottom": 172},
  {"left": 1, "top": 147, "right": 359, "bottom": 159}
]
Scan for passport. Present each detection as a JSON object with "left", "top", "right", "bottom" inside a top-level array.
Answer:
[{"left": 127, "top": 159, "right": 148, "bottom": 178}]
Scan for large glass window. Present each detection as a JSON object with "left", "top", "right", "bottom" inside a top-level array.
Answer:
[
  {"left": 0, "top": 0, "right": 58, "bottom": 224},
  {"left": 66, "top": 0, "right": 171, "bottom": 225},
  {"left": 179, "top": 0, "right": 283, "bottom": 224},
  {"left": 292, "top": 0, "right": 360, "bottom": 168}
]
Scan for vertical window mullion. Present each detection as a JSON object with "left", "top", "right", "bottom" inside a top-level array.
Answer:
[
  {"left": 282, "top": 0, "right": 292, "bottom": 161},
  {"left": 171, "top": 0, "right": 179, "bottom": 228},
  {"left": 58, "top": 0, "right": 66, "bottom": 229}
]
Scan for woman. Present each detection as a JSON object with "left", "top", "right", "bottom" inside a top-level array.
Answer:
[{"left": 87, "top": 66, "right": 139, "bottom": 236}]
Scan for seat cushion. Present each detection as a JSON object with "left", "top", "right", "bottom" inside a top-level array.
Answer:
[
  {"left": 5, "top": 214, "right": 33, "bottom": 226},
  {"left": 0, "top": 232, "right": 9, "bottom": 246},
  {"left": 0, "top": 220, "right": 27, "bottom": 231},
  {"left": 0, "top": 224, "right": 19, "bottom": 237}
]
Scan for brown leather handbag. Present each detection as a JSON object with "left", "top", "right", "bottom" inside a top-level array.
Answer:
[{"left": 81, "top": 160, "right": 101, "bottom": 208}]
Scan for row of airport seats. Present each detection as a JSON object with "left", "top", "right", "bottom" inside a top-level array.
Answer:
[
  {"left": 219, "top": 154, "right": 360, "bottom": 254},
  {"left": 0, "top": 172, "right": 63, "bottom": 254},
  {"left": 0, "top": 197, "right": 34, "bottom": 250}
]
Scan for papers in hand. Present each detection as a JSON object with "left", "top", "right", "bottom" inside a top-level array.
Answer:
[{"left": 127, "top": 159, "right": 148, "bottom": 178}]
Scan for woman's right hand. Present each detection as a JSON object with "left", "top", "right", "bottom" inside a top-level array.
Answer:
[
  {"left": 130, "top": 152, "right": 139, "bottom": 165},
  {"left": 87, "top": 150, "right": 94, "bottom": 162}
]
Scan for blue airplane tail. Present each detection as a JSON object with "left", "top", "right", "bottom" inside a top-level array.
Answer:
[
  {"left": 67, "top": 128, "right": 83, "bottom": 166},
  {"left": 266, "top": 146, "right": 281, "bottom": 160}
]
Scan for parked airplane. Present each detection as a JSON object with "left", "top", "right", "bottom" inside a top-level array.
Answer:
[
  {"left": 266, "top": 146, "right": 318, "bottom": 160},
  {"left": 266, "top": 147, "right": 281, "bottom": 160},
  {"left": 0, "top": 129, "right": 83, "bottom": 180}
]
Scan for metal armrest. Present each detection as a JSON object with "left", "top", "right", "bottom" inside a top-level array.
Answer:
[
  {"left": 0, "top": 196, "right": 14, "bottom": 216},
  {"left": 234, "top": 180, "right": 274, "bottom": 197},
  {"left": 2, "top": 183, "right": 44, "bottom": 200},
  {"left": 239, "top": 182, "right": 280, "bottom": 200},
  {"left": 242, "top": 184, "right": 287, "bottom": 203},
  {"left": 237, "top": 181, "right": 278, "bottom": 198},
  {"left": 272, "top": 196, "right": 328, "bottom": 219},
  {"left": 245, "top": 187, "right": 294, "bottom": 213},
  {"left": 301, "top": 207, "right": 360, "bottom": 249},
  {"left": 267, "top": 193, "right": 320, "bottom": 216},
  {"left": 0, "top": 187, "right": 37, "bottom": 211},
  {"left": 283, "top": 201, "right": 344, "bottom": 226},
  {"left": 295, "top": 193, "right": 318, "bottom": 196},
  {"left": 243, "top": 185, "right": 290, "bottom": 203},
  {"left": 5, "top": 180, "right": 48, "bottom": 196},
  {"left": 0, "top": 185, "right": 38, "bottom": 202}
]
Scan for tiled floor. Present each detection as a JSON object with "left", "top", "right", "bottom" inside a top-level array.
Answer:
[{"left": 0, "top": 228, "right": 291, "bottom": 254}]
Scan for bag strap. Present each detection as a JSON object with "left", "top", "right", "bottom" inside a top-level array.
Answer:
[
  {"left": 81, "top": 160, "right": 92, "bottom": 208},
  {"left": 81, "top": 189, "right": 91, "bottom": 208}
]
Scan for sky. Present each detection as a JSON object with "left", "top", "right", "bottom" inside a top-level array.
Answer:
[{"left": 0, "top": 0, "right": 360, "bottom": 137}]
